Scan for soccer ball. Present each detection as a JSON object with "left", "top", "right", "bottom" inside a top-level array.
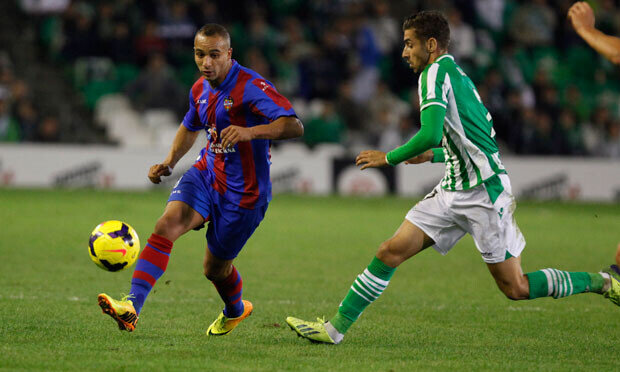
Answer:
[{"left": 88, "top": 220, "right": 140, "bottom": 272}]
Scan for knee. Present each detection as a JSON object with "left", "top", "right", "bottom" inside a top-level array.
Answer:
[
  {"left": 501, "top": 282, "right": 529, "bottom": 301},
  {"left": 153, "top": 214, "right": 187, "bottom": 240},
  {"left": 203, "top": 263, "right": 230, "bottom": 282},
  {"left": 203, "top": 269, "right": 220, "bottom": 282},
  {"left": 376, "top": 240, "right": 402, "bottom": 267}
]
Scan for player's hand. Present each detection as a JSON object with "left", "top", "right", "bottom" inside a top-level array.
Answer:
[
  {"left": 355, "top": 150, "right": 388, "bottom": 170},
  {"left": 568, "top": 1, "right": 595, "bottom": 34},
  {"left": 404, "top": 149, "right": 434, "bottom": 164},
  {"left": 148, "top": 163, "right": 172, "bottom": 184},
  {"left": 220, "top": 125, "right": 255, "bottom": 150}
]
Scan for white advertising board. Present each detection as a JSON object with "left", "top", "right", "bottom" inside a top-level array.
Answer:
[{"left": 1, "top": 144, "right": 619, "bottom": 201}]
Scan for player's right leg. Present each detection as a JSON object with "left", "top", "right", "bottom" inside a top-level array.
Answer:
[
  {"left": 287, "top": 220, "right": 434, "bottom": 344},
  {"left": 98, "top": 168, "right": 207, "bottom": 331},
  {"left": 97, "top": 293, "right": 138, "bottom": 331}
]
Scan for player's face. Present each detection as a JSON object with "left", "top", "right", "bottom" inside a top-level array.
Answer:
[
  {"left": 194, "top": 34, "right": 233, "bottom": 86},
  {"left": 402, "top": 28, "right": 430, "bottom": 73}
]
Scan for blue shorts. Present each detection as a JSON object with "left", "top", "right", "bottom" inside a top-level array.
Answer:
[{"left": 168, "top": 167, "right": 268, "bottom": 260}]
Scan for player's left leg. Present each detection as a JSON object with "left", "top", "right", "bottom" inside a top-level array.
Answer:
[
  {"left": 204, "top": 248, "right": 253, "bottom": 335},
  {"left": 468, "top": 174, "right": 619, "bottom": 305},
  {"left": 487, "top": 255, "right": 619, "bottom": 304},
  {"left": 203, "top": 196, "right": 267, "bottom": 336}
]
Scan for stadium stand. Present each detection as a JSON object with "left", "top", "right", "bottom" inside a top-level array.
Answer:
[{"left": 1, "top": 0, "right": 619, "bottom": 157}]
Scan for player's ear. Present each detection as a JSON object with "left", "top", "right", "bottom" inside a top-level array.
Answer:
[
  {"left": 228, "top": 48, "right": 233, "bottom": 59},
  {"left": 426, "top": 38, "right": 437, "bottom": 53}
]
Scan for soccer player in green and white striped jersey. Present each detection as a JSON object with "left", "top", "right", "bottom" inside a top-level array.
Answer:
[{"left": 286, "top": 10, "right": 620, "bottom": 345}]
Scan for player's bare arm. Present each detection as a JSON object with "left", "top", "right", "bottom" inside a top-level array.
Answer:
[
  {"left": 568, "top": 1, "right": 620, "bottom": 64},
  {"left": 219, "top": 116, "right": 303, "bottom": 149},
  {"left": 404, "top": 149, "right": 434, "bottom": 164},
  {"left": 148, "top": 124, "right": 199, "bottom": 184}
]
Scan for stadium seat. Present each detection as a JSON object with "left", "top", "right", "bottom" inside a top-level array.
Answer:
[
  {"left": 143, "top": 109, "right": 179, "bottom": 148},
  {"left": 95, "top": 94, "right": 152, "bottom": 147}
]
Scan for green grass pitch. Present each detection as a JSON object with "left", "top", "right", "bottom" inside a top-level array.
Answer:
[{"left": 0, "top": 189, "right": 619, "bottom": 371}]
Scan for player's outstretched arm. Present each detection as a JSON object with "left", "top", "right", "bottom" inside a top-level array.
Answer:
[
  {"left": 569, "top": 1, "right": 620, "bottom": 64},
  {"left": 148, "top": 123, "right": 199, "bottom": 184},
  {"left": 219, "top": 116, "right": 303, "bottom": 149},
  {"left": 356, "top": 105, "right": 445, "bottom": 170}
]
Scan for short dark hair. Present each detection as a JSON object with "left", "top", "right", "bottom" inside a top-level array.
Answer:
[
  {"left": 402, "top": 11, "right": 450, "bottom": 50},
  {"left": 196, "top": 23, "right": 231, "bottom": 46}
]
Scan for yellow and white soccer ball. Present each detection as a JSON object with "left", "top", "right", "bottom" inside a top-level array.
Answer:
[{"left": 88, "top": 220, "right": 140, "bottom": 272}]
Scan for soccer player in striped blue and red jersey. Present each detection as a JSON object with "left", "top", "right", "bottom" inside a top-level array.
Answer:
[{"left": 97, "top": 24, "right": 303, "bottom": 335}]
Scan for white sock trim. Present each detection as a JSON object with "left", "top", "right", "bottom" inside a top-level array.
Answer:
[{"left": 324, "top": 321, "right": 344, "bottom": 344}]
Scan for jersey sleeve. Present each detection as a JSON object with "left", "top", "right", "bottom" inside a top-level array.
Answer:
[
  {"left": 245, "top": 79, "right": 297, "bottom": 122},
  {"left": 182, "top": 88, "right": 205, "bottom": 131},
  {"left": 418, "top": 63, "right": 450, "bottom": 111},
  {"left": 386, "top": 104, "right": 445, "bottom": 165},
  {"left": 431, "top": 147, "right": 446, "bottom": 163}
]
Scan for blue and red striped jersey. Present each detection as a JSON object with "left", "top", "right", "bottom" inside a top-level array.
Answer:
[{"left": 182, "top": 60, "right": 296, "bottom": 209}]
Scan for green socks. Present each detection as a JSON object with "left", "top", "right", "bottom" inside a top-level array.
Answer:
[
  {"left": 526, "top": 269, "right": 606, "bottom": 299},
  {"left": 330, "top": 257, "right": 395, "bottom": 334}
]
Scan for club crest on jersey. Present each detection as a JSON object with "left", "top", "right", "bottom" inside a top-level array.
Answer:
[
  {"left": 223, "top": 96, "right": 233, "bottom": 111},
  {"left": 208, "top": 126, "right": 218, "bottom": 142}
]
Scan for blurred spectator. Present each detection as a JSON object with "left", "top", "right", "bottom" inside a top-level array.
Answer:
[
  {"left": 368, "top": 82, "right": 410, "bottom": 139},
  {"left": 157, "top": 1, "right": 196, "bottom": 40},
  {"left": 96, "top": 2, "right": 117, "bottom": 42},
  {"left": 245, "top": 11, "right": 282, "bottom": 65},
  {"left": 474, "top": 0, "right": 506, "bottom": 33},
  {"left": 601, "top": 120, "right": 620, "bottom": 158},
  {"left": 20, "top": 0, "right": 70, "bottom": 13},
  {"left": 192, "top": 1, "right": 220, "bottom": 26},
  {"left": 481, "top": 68, "right": 506, "bottom": 116},
  {"left": 303, "top": 101, "right": 345, "bottom": 147},
  {"left": 448, "top": 8, "right": 476, "bottom": 64},
  {"left": 351, "top": 11, "right": 382, "bottom": 103},
  {"left": 537, "top": 85, "right": 561, "bottom": 119},
  {"left": 335, "top": 80, "right": 368, "bottom": 134},
  {"left": 583, "top": 107, "right": 612, "bottom": 155},
  {"left": 135, "top": 20, "right": 167, "bottom": 64},
  {"left": 521, "top": 111, "right": 559, "bottom": 155},
  {"left": 280, "top": 16, "right": 314, "bottom": 62},
  {"left": 34, "top": 115, "right": 61, "bottom": 142},
  {"left": 61, "top": 3, "right": 98, "bottom": 60},
  {"left": 499, "top": 89, "right": 527, "bottom": 150},
  {"left": 369, "top": 1, "right": 400, "bottom": 57},
  {"left": 14, "top": 100, "right": 39, "bottom": 141},
  {"left": 298, "top": 29, "right": 349, "bottom": 99},
  {"left": 245, "top": 47, "right": 272, "bottom": 80},
  {"left": 157, "top": 1, "right": 196, "bottom": 64},
  {"left": 562, "top": 84, "right": 591, "bottom": 122},
  {"left": 106, "top": 20, "right": 134, "bottom": 64},
  {"left": 557, "top": 109, "right": 585, "bottom": 155},
  {"left": 509, "top": 0, "right": 557, "bottom": 47},
  {"left": 377, "top": 109, "right": 416, "bottom": 152},
  {"left": 272, "top": 46, "right": 300, "bottom": 98},
  {"left": 0, "top": 88, "right": 21, "bottom": 142},
  {"left": 125, "top": 53, "right": 184, "bottom": 115}
]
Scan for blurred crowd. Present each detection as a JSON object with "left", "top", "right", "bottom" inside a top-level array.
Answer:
[
  {"left": 0, "top": 53, "right": 61, "bottom": 142},
  {"left": 2, "top": 0, "right": 620, "bottom": 157}
]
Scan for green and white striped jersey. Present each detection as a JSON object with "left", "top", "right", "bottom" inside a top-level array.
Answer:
[{"left": 419, "top": 54, "right": 506, "bottom": 191}]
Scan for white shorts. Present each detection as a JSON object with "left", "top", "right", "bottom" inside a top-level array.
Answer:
[{"left": 406, "top": 174, "right": 525, "bottom": 264}]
